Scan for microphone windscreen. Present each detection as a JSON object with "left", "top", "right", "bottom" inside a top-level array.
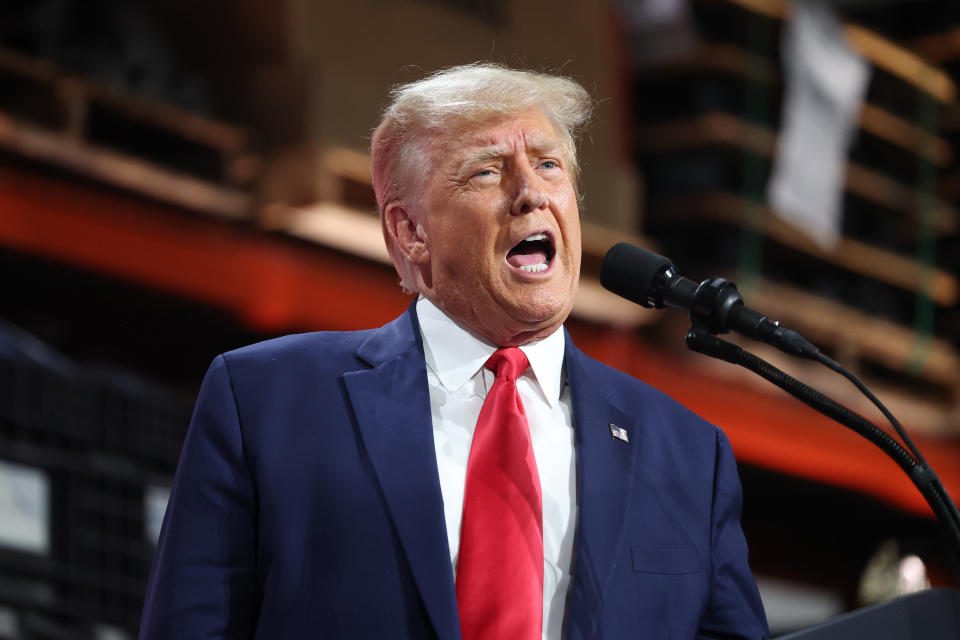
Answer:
[{"left": 599, "top": 243, "right": 673, "bottom": 309}]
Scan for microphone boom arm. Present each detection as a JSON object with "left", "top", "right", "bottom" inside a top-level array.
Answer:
[{"left": 685, "top": 325, "right": 960, "bottom": 575}]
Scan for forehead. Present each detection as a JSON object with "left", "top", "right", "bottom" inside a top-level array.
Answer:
[{"left": 432, "top": 108, "right": 563, "bottom": 160}]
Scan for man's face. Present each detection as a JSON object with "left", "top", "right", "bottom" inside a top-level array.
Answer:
[{"left": 414, "top": 107, "right": 582, "bottom": 346}]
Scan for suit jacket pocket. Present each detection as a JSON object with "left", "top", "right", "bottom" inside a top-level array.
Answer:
[{"left": 631, "top": 546, "right": 699, "bottom": 575}]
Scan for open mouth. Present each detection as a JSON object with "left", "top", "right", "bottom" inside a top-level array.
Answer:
[{"left": 506, "top": 232, "right": 555, "bottom": 273}]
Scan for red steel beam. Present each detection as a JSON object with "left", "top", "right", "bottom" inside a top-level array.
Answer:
[{"left": 0, "top": 165, "right": 411, "bottom": 333}]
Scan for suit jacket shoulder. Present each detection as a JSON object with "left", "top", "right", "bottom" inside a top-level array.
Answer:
[
  {"left": 221, "top": 306, "right": 421, "bottom": 375},
  {"left": 221, "top": 328, "right": 373, "bottom": 376}
]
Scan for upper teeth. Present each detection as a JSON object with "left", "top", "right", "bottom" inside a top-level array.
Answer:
[{"left": 525, "top": 233, "right": 547, "bottom": 242}]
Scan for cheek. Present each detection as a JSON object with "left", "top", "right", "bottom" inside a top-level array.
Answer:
[
  {"left": 550, "top": 181, "right": 577, "bottom": 215},
  {"left": 556, "top": 197, "right": 581, "bottom": 249},
  {"left": 456, "top": 208, "right": 506, "bottom": 257},
  {"left": 435, "top": 235, "right": 491, "bottom": 282}
]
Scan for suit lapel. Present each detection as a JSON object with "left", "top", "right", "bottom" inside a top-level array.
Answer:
[
  {"left": 563, "top": 334, "right": 638, "bottom": 639},
  {"left": 343, "top": 307, "right": 461, "bottom": 640}
]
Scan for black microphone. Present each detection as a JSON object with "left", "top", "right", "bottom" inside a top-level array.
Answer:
[{"left": 599, "top": 242, "right": 820, "bottom": 359}]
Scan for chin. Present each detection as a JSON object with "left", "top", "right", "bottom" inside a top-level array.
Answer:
[{"left": 508, "top": 289, "right": 575, "bottom": 327}]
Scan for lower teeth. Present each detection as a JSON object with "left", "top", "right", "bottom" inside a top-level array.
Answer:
[{"left": 519, "top": 263, "right": 548, "bottom": 272}]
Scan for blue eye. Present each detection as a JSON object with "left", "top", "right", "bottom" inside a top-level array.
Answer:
[{"left": 540, "top": 160, "right": 559, "bottom": 170}]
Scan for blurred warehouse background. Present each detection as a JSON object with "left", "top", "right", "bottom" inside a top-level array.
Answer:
[{"left": 1, "top": 0, "right": 959, "bottom": 637}]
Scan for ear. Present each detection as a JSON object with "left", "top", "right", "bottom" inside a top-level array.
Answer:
[{"left": 384, "top": 202, "right": 430, "bottom": 264}]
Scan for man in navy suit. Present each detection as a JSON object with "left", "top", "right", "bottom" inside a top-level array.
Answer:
[{"left": 140, "top": 64, "right": 768, "bottom": 639}]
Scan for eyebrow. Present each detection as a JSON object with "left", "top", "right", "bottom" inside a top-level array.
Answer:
[
  {"left": 459, "top": 136, "right": 562, "bottom": 168},
  {"left": 462, "top": 144, "right": 512, "bottom": 167}
]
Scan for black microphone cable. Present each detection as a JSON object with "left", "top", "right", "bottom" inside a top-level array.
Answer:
[{"left": 815, "top": 350, "right": 960, "bottom": 531}]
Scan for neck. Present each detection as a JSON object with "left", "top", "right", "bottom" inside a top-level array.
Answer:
[{"left": 423, "top": 297, "right": 562, "bottom": 347}]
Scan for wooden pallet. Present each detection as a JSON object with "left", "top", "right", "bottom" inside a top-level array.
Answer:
[
  {"left": 639, "top": 41, "right": 953, "bottom": 168},
  {"left": 0, "top": 47, "right": 256, "bottom": 219},
  {"left": 636, "top": 115, "right": 957, "bottom": 292},
  {"left": 702, "top": 0, "right": 958, "bottom": 102},
  {"left": 640, "top": 112, "right": 956, "bottom": 230},
  {"left": 750, "top": 280, "right": 960, "bottom": 389},
  {"left": 650, "top": 191, "right": 958, "bottom": 306}
]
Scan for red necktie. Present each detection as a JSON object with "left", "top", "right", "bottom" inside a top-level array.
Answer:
[{"left": 456, "top": 347, "right": 543, "bottom": 640}]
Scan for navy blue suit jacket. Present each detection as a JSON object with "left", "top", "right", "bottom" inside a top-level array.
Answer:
[{"left": 140, "top": 306, "right": 768, "bottom": 639}]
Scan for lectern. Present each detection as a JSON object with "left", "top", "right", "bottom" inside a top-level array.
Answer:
[{"left": 778, "top": 588, "right": 960, "bottom": 639}]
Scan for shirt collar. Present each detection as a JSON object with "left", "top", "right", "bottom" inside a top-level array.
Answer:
[{"left": 416, "top": 296, "right": 566, "bottom": 408}]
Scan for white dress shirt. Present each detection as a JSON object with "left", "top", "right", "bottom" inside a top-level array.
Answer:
[{"left": 416, "top": 296, "right": 577, "bottom": 640}]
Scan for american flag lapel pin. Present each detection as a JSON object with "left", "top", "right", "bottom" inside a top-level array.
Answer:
[{"left": 609, "top": 423, "right": 629, "bottom": 443}]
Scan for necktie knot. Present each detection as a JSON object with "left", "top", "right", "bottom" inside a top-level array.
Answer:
[{"left": 485, "top": 347, "right": 529, "bottom": 382}]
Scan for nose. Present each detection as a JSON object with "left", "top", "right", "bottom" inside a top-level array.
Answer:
[{"left": 510, "top": 165, "right": 548, "bottom": 216}]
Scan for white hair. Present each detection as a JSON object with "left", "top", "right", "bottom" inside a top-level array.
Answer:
[{"left": 371, "top": 62, "right": 593, "bottom": 291}]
